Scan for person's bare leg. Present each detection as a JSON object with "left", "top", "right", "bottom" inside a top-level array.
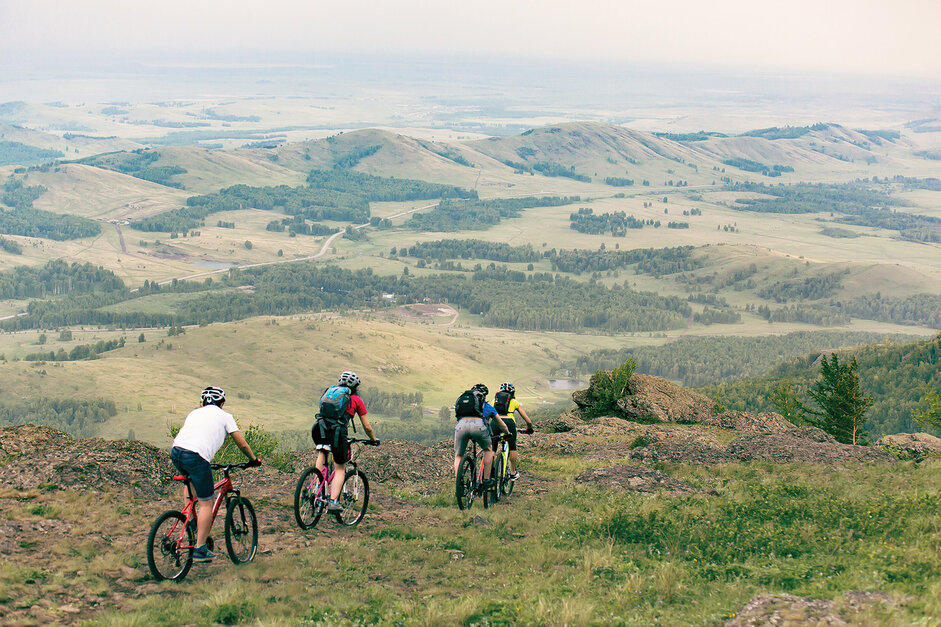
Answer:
[
  {"left": 196, "top": 498, "right": 214, "bottom": 546},
  {"left": 329, "top": 463, "right": 346, "bottom": 501},
  {"left": 509, "top": 450, "right": 520, "bottom": 474}
]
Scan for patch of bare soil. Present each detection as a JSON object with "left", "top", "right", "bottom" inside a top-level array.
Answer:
[
  {"left": 726, "top": 591, "right": 909, "bottom": 626},
  {"left": 0, "top": 425, "right": 172, "bottom": 497},
  {"left": 703, "top": 410, "right": 793, "bottom": 435},
  {"left": 576, "top": 464, "right": 700, "bottom": 495}
]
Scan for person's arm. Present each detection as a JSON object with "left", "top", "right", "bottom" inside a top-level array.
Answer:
[
  {"left": 229, "top": 430, "right": 259, "bottom": 462},
  {"left": 353, "top": 396, "right": 378, "bottom": 441},
  {"left": 517, "top": 406, "right": 534, "bottom": 431},
  {"left": 359, "top": 414, "right": 377, "bottom": 441}
]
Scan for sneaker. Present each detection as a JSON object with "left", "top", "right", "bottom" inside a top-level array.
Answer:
[
  {"left": 326, "top": 499, "right": 343, "bottom": 512},
  {"left": 509, "top": 471, "right": 520, "bottom": 481},
  {"left": 192, "top": 544, "right": 215, "bottom": 562}
]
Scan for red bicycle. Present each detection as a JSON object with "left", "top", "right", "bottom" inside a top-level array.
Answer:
[{"left": 146, "top": 461, "right": 258, "bottom": 581}]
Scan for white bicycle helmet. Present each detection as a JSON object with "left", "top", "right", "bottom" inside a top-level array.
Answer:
[
  {"left": 200, "top": 386, "right": 226, "bottom": 406},
  {"left": 338, "top": 371, "right": 361, "bottom": 388},
  {"left": 499, "top": 382, "right": 515, "bottom": 393}
]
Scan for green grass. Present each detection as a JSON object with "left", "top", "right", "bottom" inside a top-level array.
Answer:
[{"left": 69, "top": 458, "right": 941, "bottom": 625}]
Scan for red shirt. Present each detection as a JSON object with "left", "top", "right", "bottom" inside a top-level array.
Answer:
[{"left": 347, "top": 395, "right": 367, "bottom": 417}]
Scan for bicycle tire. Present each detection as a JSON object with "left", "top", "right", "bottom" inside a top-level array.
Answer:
[
  {"left": 224, "top": 496, "right": 258, "bottom": 564},
  {"left": 335, "top": 469, "right": 370, "bottom": 526},
  {"left": 146, "top": 510, "right": 193, "bottom": 581},
  {"left": 294, "top": 466, "right": 326, "bottom": 529},
  {"left": 455, "top": 454, "right": 476, "bottom": 510},
  {"left": 503, "top": 468, "right": 515, "bottom": 497},
  {"left": 491, "top": 452, "right": 505, "bottom": 504}
]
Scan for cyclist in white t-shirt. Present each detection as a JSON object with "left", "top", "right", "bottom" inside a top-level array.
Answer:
[{"left": 170, "top": 386, "right": 260, "bottom": 562}]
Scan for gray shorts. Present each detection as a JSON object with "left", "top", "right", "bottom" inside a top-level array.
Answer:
[{"left": 454, "top": 418, "right": 492, "bottom": 456}]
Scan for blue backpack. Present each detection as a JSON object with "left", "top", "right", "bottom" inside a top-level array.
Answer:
[{"left": 319, "top": 385, "right": 351, "bottom": 426}]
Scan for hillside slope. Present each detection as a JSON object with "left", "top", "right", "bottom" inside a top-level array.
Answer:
[{"left": 0, "top": 372, "right": 937, "bottom": 624}]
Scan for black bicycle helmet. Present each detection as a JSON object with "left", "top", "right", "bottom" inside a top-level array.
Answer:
[
  {"left": 338, "top": 371, "right": 361, "bottom": 388},
  {"left": 200, "top": 386, "right": 226, "bottom": 406},
  {"left": 472, "top": 383, "right": 488, "bottom": 396}
]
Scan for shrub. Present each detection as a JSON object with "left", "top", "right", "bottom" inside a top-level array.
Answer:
[
  {"left": 588, "top": 359, "right": 636, "bottom": 415},
  {"left": 168, "top": 422, "right": 293, "bottom": 472}
]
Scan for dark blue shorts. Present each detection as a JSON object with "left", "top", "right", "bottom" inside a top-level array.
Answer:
[{"left": 170, "top": 447, "right": 215, "bottom": 500}]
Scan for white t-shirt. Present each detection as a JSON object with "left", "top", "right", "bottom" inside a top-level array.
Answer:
[{"left": 173, "top": 404, "right": 240, "bottom": 462}]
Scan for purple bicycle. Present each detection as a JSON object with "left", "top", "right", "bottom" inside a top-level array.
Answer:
[{"left": 293, "top": 437, "right": 379, "bottom": 528}]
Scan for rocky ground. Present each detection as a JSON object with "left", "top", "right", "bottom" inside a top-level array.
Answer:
[{"left": 0, "top": 373, "right": 931, "bottom": 624}]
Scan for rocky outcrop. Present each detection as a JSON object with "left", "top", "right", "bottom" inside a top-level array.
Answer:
[
  {"left": 877, "top": 432, "right": 941, "bottom": 460},
  {"left": 615, "top": 374, "right": 716, "bottom": 423},
  {"left": 535, "top": 411, "right": 587, "bottom": 433},
  {"left": 0, "top": 425, "right": 173, "bottom": 497},
  {"left": 726, "top": 591, "right": 906, "bottom": 626},
  {"left": 727, "top": 427, "right": 895, "bottom": 464},
  {"left": 575, "top": 464, "right": 700, "bottom": 495},
  {"left": 573, "top": 373, "right": 793, "bottom": 435}
]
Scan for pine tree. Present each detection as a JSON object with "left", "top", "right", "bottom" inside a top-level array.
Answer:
[{"left": 807, "top": 354, "right": 873, "bottom": 445}]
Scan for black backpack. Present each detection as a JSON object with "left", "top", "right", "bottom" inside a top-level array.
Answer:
[
  {"left": 454, "top": 389, "right": 484, "bottom": 419},
  {"left": 493, "top": 390, "right": 512, "bottom": 415}
]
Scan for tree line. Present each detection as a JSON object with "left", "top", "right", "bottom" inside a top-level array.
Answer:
[
  {"left": 0, "top": 397, "right": 118, "bottom": 438},
  {"left": 407, "top": 196, "right": 577, "bottom": 232},
  {"left": 546, "top": 245, "right": 703, "bottom": 277},
  {"left": 701, "top": 334, "right": 941, "bottom": 438},
  {"left": 24, "top": 337, "right": 126, "bottom": 362},
  {"left": 562, "top": 331, "right": 919, "bottom": 388},
  {"left": 569, "top": 208, "right": 660, "bottom": 236},
  {"left": 0, "top": 260, "right": 123, "bottom": 299},
  {"left": 0, "top": 260, "right": 694, "bottom": 334},
  {"left": 393, "top": 239, "right": 541, "bottom": 263},
  {"left": 840, "top": 293, "right": 941, "bottom": 328},
  {"left": 756, "top": 271, "right": 848, "bottom": 303},
  {"left": 130, "top": 169, "right": 477, "bottom": 233},
  {"left": 79, "top": 149, "right": 187, "bottom": 188}
]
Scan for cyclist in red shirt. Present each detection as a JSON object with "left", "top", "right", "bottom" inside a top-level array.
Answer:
[{"left": 313, "top": 371, "right": 377, "bottom": 512}]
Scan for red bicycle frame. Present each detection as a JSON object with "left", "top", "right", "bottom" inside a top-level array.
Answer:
[{"left": 171, "top": 471, "right": 236, "bottom": 549}]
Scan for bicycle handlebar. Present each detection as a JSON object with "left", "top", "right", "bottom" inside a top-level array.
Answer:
[
  {"left": 210, "top": 460, "right": 261, "bottom": 472},
  {"left": 348, "top": 438, "right": 380, "bottom": 446}
]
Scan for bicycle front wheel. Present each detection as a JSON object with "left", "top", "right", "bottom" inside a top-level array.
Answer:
[
  {"left": 336, "top": 469, "right": 370, "bottom": 526},
  {"left": 225, "top": 496, "right": 258, "bottom": 564},
  {"left": 503, "top": 466, "right": 515, "bottom": 497},
  {"left": 294, "top": 466, "right": 326, "bottom": 530},
  {"left": 491, "top": 452, "right": 505, "bottom": 504},
  {"left": 146, "top": 510, "right": 193, "bottom": 581},
  {"left": 455, "top": 454, "right": 476, "bottom": 510}
]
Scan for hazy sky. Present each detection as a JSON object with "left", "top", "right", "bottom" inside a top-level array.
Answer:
[{"left": 2, "top": 0, "right": 940, "bottom": 77}]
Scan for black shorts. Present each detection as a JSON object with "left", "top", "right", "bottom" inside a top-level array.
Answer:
[
  {"left": 170, "top": 447, "right": 215, "bottom": 500},
  {"left": 312, "top": 420, "right": 350, "bottom": 464},
  {"left": 490, "top": 418, "right": 518, "bottom": 451}
]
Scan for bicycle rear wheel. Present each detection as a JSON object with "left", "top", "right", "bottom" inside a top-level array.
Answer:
[
  {"left": 455, "top": 454, "right": 476, "bottom": 510},
  {"left": 336, "top": 469, "right": 369, "bottom": 526},
  {"left": 294, "top": 466, "right": 326, "bottom": 529},
  {"left": 225, "top": 496, "right": 258, "bottom": 564},
  {"left": 146, "top": 510, "right": 193, "bottom": 581}
]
